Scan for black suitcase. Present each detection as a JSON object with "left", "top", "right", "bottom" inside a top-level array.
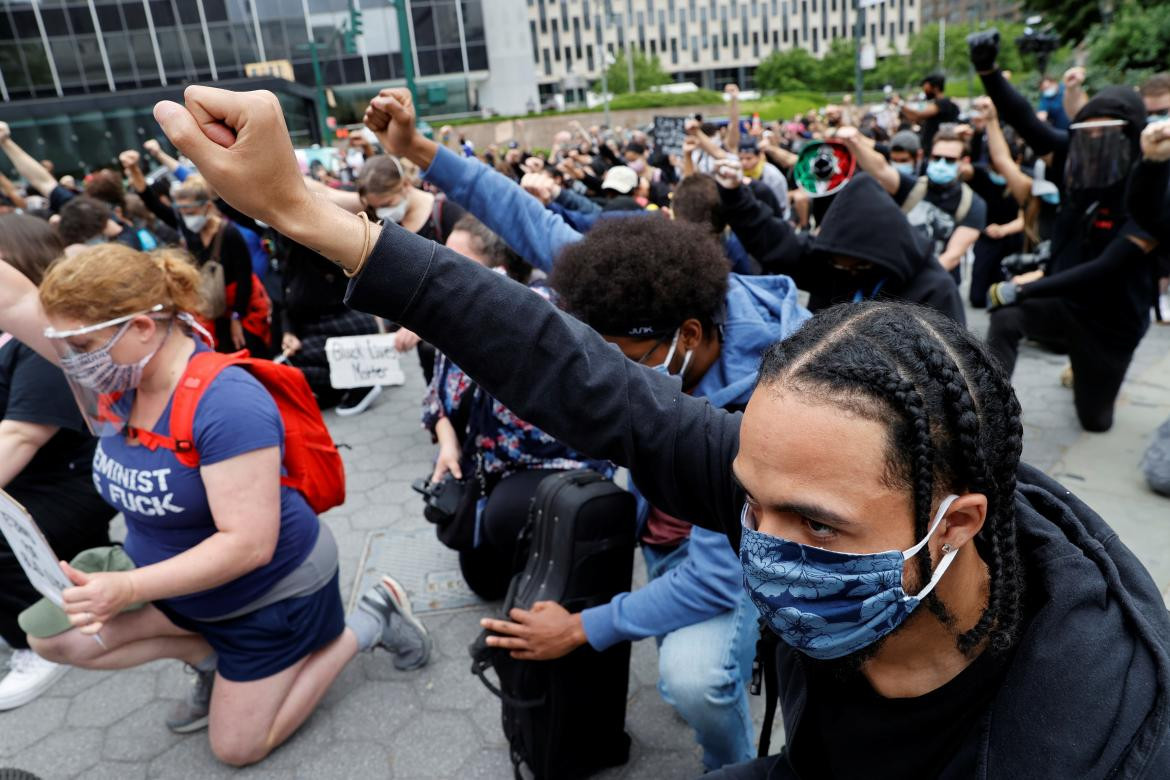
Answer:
[{"left": 470, "top": 469, "right": 637, "bottom": 780}]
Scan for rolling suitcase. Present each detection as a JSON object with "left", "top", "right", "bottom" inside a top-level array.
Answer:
[{"left": 470, "top": 469, "right": 637, "bottom": 779}]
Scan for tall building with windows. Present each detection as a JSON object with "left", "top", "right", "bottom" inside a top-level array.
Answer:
[
  {"left": 0, "top": 0, "right": 536, "bottom": 172},
  {"left": 919, "top": 0, "right": 1020, "bottom": 24},
  {"left": 527, "top": 0, "right": 923, "bottom": 104}
]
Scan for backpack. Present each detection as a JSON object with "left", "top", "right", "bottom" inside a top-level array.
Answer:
[
  {"left": 901, "top": 177, "right": 974, "bottom": 224},
  {"left": 470, "top": 469, "right": 637, "bottom": 779},
  {"left": 130, "top": 350, "right": 346, "bottom": 514}
]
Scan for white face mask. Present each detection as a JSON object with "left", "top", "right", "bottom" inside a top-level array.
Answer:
[
  {"left": 653, "top": 329, "right": 694, "bottom": 380},
  {"left": 183, "top": 214, "right": 208, "bottom": 232},
  {"left": 375, "top": 200, "right": 408, "bottom": 224}
]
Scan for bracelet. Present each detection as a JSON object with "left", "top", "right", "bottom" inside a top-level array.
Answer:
[{"left": 345, "top": 211, "right": 373, "bottom": 279}]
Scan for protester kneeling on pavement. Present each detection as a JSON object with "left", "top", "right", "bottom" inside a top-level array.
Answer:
[{"left": 0, "top": 244, "right": 430, "bottom": 767}]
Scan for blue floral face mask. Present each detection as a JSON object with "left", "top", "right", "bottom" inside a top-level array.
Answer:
[{"left": 740, "top": 495, "right": 960, "bottom": 660}]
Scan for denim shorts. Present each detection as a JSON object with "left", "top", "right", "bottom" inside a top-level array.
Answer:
[{"left": 156, "top": 569, "right": 346, "bottom": 682}]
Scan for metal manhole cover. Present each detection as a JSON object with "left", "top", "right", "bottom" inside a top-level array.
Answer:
[{"left": 349, "top": 528, "right": 485, "bottom": 614}]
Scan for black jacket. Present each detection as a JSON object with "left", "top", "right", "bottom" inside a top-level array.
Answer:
[
  {"left": 345, "top": 224, "right": 1170, "bottom": 778},
  {"left": 721, "top": 173, "right": 965, "bottom": 323}
]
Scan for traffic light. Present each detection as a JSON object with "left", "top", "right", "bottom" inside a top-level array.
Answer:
[{"left": 343, "top": 5, "right": 363, "bottom": 54}]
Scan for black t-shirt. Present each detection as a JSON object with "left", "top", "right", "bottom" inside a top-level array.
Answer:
[
  {"left": 921, "top": 96, "right": 960, "bottom": 150},
  {"left": 895, "top": 173, "right": 988, "bottom": 257},
  {"left": 415, "top": 196, "right": 467, "bottom": 244},
  {"left": 968, "top": 167, "right": 1022, "bottom": 228},
  {"left": 790, "top": 647, "right": 1012, "bottom": 779},
  {"left": 0, "top": 337, "right": 96, "bottom": 492}
]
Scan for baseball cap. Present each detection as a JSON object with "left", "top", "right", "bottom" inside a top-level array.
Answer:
[
  {"left": 891, "top": 130, "right": 921, "bottom": 154},
  {"left": 601, "top": 165, "right": 638, "bottom": 194},
  {"left": 18, "top": 546, "right": 145, "bottom": 638}
]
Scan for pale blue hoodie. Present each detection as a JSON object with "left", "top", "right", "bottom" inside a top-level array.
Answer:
[{"left": 422, "top": 146, "right": 810, "bottom": 648}]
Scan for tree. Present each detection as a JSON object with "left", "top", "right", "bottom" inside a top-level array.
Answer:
[
  {"left": 1087, "top": 3, "right": 1170, "bottom": 83},
  {"left": 755, "top": 48, "right": 823, "bottom": 92},
  {"left": 1025, "top": 0, "right": 1165, "bottom": 44},
  {"left": 591, "top": 49, "right": 671, "bottom": 93}
]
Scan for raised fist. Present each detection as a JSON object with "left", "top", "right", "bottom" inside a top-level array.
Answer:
[
  {"left": 1063, "top": 67, "right": 1086, "bottom": 90},
  {"left": 0, "top": 122, "right": 10, "bottom": 144},
  {"left": 119, "top": 149, "right": 140, "bottom": 170},
  {"left": 1140, "top": 120, "right": 1170, "bottom": 163},
  {"left": 143, "top": 138, "right": 162, "bottom": 156},
  {"left": 967, "top": 28, "right": 1000, "bottom": 73}
]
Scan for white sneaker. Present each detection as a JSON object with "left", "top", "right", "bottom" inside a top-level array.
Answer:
[
  {"left": 1156, "top": 293, "right": 1170, "bottom": 325},
  {"left": 0, "top": 650, "right": 70, "bottom": 710}
]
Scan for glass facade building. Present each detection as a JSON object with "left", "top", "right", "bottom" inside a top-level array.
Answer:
[{"left": 0, "top": 1, "right": 493, "bottom": 172}]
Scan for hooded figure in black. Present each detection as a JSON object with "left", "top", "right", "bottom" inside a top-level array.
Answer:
[
  {"left": 718, "top": 172, "right": 965, "bottom": 323},
  {"left": 973, "top": 34, "right": 1159, "bottom": 432}
]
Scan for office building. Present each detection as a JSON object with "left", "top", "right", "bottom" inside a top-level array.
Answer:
[
  {"left": 919, "top": 0, "right": 1021, "bottom": 24},
  {"left": 527, "top": 0, "right": 923, "bottom": 103},
  {"left": 0, "top": 0, "right": 536, "bottom": 171}
]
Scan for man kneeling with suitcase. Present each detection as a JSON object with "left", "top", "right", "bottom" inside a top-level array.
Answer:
[{"left": 478, "top": 215, "right": 810, "bottom": 771}]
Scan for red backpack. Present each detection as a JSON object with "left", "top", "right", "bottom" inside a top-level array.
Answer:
[{"left": 130, "top": 351, "right": 346, "bottom": 514}]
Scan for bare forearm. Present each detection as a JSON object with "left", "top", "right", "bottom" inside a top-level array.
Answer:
[
  {"left": 1064, "top": 88, "right": 1087, "bottom": 123},
  {"left": 434, "top": 415, "right": 459, "bottom": 451},
  {"left": 126, "top": 529, "right": 274, "bottom": 602},
  {"left": 852, "top": 143, "right": 899, "bottom": 194},
  {"left": 0, "top": 139, "right": 56, "bottom": 196},
  {"left": 0, "top": 264, "right": 55, "bottom": 362},
  {"left": 0, "top": 430, "right": 43, "bottom": 488}
]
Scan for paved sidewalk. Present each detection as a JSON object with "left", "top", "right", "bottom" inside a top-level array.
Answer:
[{"left": 2, "top": 314, "right": 1168, "bottom": 780}]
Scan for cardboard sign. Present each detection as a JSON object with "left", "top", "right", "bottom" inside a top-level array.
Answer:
[
  {"left": 325, "top": 333, "right": 407, "bottom": 389},
  {"left": 653, "top": 115, "right": 688, "bottom": 156},
  {"left": 0, "top": 490, "right": 72, "bottom": 607}
]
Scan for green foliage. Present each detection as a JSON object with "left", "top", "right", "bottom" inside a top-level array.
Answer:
[
  {"left": 607, "top": 88, "right": 723, "bottom": 110},
  {"left": 1086, "top": 3, "right": 1170, "bottom": 83},
  {"left": 1024, "top": 0, "right": 1165, "bottom": 44},
  {"left": 741, "top": 93, "right": 829, "bottom": 121},
  {"left": 592, "top": 49, "right": 672, "bottom": 93},
  {"left": 755, "top": 48, "right": 823, "bottom": 92}
]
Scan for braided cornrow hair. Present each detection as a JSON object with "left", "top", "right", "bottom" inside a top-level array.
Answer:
[{"left": 757, "top": 301, "right": 1025, "bottom": 655}]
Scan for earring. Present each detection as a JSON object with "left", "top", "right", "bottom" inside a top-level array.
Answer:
[{"left": 941, "top": 543, "right": 956, "bottom": 554}]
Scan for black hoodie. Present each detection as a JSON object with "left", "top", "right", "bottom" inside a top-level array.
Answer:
[
  {"left": 720, "top": 173, "right": 965, "bottom": 323},
  {"left": 345, "top": 225, "right": 1170, "bottom": 778}
]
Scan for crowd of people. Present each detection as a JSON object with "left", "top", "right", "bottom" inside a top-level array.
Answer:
[{"left": 1, "top": 27, "right": 1169, "bottom": 777}]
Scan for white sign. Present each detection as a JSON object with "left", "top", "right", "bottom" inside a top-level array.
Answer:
[
  {"left": 860, "top": 43, "right": 877, "bottom": 71},
  {"left": 0, "top": 490, "right": 72, "bottom": 607},
  {"left": 325, "top": 333, "right": 407, "bottom": 389}
]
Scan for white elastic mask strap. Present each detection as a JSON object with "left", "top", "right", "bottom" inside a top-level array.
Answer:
[
  {"left": 659, "top": 329, "right": 681, "bottom": 371},
  {"left": 679, "top": 349, "right": 694, "bottom": 378},
  {"left": 901, "top": 494, "right": 961, "bottom": 602},
  {"left": 177, "top": 311, "right": 215, "bottom": 347}
]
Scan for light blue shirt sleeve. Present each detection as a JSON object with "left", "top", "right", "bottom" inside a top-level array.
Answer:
[
  {"left": 579, "top": 525, "right": 744, "bottom": 651},
  {"left": 422, "top": 145, "right": 582, "bottom": 272}
]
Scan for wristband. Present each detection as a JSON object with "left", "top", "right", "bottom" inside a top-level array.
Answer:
[{"left": 344, "top": 211, "right": 374, "bottom": 279}]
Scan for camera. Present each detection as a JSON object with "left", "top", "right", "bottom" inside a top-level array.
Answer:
[
  {"left": 1015, "top": 16, "right": 1060, "bottom": 71},
  {"left": 1001, "top": 240, "right": 1052, "bottom": 276},
  {"left": 411, "top": 474, "right": 468, "bottom": 523}
]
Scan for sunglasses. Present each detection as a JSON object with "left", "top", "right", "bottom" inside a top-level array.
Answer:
[{"left": 930, "top": 154, "right": 960, "bottom": 164}]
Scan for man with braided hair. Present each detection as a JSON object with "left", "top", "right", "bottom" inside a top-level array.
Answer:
[{"left": 149, "top": 84, "right": 1170, "bottom": 779}]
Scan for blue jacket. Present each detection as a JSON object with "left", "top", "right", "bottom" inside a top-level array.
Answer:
[{"left": 423, "top": 145, "right": 810, "bottom": 649}]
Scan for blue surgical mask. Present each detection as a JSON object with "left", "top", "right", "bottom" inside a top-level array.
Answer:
[
  {"left": 988, "top": 171, "right": 1007, "bottom": 186},
  {"left": 1147, "top": 113, "right": 1169, "bottom": 126},
  {"left": 926, "top": 158, "right": 959, "bottom": 186},
  {"left": 893, "top": 161, "right": 916, "bottom": 176},
  {"left": 653, "top": 329, "right": 693, "bottom": 379},
  {"left": 740, "top": 495, "right": 961, "bottom": 660},
  {"left": 1040, "top": 191, "right": 1060, "bottom": 205},
  {"left": 1042, "top": 87, "right": 1058, "bottom": 98}
]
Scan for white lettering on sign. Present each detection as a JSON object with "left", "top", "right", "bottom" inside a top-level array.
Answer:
[
  {"left": 325, "top": 334, "right": 407, "bottom": 390},
  {"left": 0, "top": 489, "right": 73, "bottom": 606}
]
